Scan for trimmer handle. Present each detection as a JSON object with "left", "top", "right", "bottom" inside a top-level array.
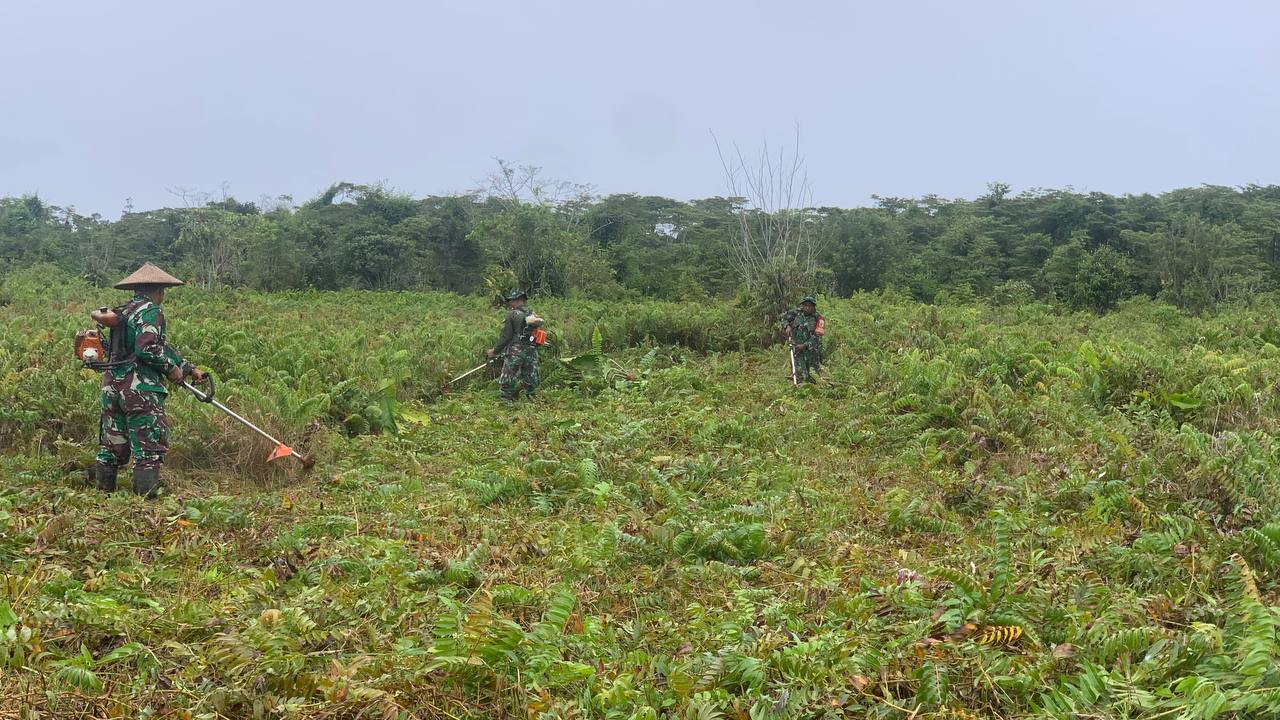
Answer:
[{"left": 184, "top": 372, "right": 216, "bottom": 403}]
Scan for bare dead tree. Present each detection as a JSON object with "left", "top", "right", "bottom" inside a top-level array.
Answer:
[
  {"left": 82, "top": 217, "right": 118, "bottom": 285},
  {"left": 481, "top": 159, "right": 535, "bottom": 209},
  {"left": 713, "top": 127, "right": 825, "bottom": 321},
  {"left": 257, "top": 194, "right": 296, "bottom": 214},
  {"left": 478, "top": 158, "right": 597, "bottom": 229},
  {"left": 167, "top": 182, "right": 235, "bottom": 209},
  {"left": 167, "top": 186, "right": 212, "bottom": 208}
]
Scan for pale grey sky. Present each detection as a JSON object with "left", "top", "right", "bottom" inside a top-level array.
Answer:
[{"left": 2, "top": 0, "right": 1277, "bottom": 216}]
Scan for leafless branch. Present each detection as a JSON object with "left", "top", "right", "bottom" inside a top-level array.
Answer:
[
  {"left": 477, "top": 158, "right": 598, "bottom": 229},
  {"left": 712, "top": 126, "right": 824, "bottom": 312}
]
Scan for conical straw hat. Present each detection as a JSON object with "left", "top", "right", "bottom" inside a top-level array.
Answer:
[{"left": 114, "top": 262, "right": 185, "bottom": 289}]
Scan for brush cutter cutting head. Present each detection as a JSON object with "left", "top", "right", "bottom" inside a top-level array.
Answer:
[
  {"left": 267, "top": 443, "right": 294, "bottom": 462},
  {"left": 183, "top": 375, "right": 314, "bottom": 470},
  {"left": 267, "top": 443, "right": 316, "bottom": 469}
]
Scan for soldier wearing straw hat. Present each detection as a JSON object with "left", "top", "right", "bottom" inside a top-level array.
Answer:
[{"left": 92, "top": 263, "right": 205, "bottom": 498}]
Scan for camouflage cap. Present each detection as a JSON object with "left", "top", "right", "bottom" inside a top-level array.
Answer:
[
  {"left": 800, "top": 296, "right": 817, "bottom": 306},
  {"left": 505, "top": 289, "right": 528, "bottom": 302}
]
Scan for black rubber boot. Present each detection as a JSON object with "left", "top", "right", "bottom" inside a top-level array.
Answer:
[
  {"left": 94, "top": 463, "right": 118, "bottom": 492},
  {"left": 132, "top": 467, "right": 162, "bottom": 499}
]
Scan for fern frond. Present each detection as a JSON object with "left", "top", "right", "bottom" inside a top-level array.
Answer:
[
  {"left": 694, "top": 655, "right": 724, "bottom": 692},
  {"left": 531, "top": 588, "right": 576, "bottom": 641},
  {"left": 932, "top": 566, "right": 983, "bottom": 600},
  {"left": 989, "top": 513, "right": 1013, "bottom": 603},
  {"left": 578, "top": 457, "right": 599, "bottom": 486},
  {"left": 914, "top": 661, "right": 949, "bottom": 709},
  {"left": 56, "top": 664, "right": 103, "bottom": 693},
  {"left": 977, "top": 625, "right": 1023, "bottom": 646}
]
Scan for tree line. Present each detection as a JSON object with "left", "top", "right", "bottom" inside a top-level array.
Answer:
[{"left": 3, "top": 171, "right": 1279, "bottom": 313}]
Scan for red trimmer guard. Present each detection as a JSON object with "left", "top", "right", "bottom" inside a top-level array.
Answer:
[{"left": 267, "top": 443, "right": 294, "bottom": 462}]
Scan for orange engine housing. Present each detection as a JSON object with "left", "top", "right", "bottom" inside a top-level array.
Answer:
[
  {"left": 90, "top": 308, "right": 121, "bottom": 327},
  {"left": 74, "top": 329, "right": 107, "bottom": 363}
]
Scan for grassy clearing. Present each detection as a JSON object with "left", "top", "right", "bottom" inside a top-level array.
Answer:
[{"left": 4, "top": 269, "right": 1280, "bottom": 718}]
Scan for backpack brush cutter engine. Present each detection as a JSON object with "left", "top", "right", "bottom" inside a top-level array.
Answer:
[{"left": 74, "top": 306, "right": 131, "bottom": 369}]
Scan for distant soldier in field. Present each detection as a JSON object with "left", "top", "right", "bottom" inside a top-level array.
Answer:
[
  {"left": 781, "top": 295, "right": 826, "bottom": 384},
  {"left": 93, "top": 263, "right": 205, "bottom": 498},
  {"left": 486, "top": 289, "right": 545, "bottom": 402}
]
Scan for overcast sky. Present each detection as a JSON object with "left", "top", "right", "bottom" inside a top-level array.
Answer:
[{"left": 2, "top": 0, "right": 1276, "bottom": 217}]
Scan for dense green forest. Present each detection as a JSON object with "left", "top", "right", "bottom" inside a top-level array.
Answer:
[{"left": 4, "top": 179, "right": 1280, "bottom": 313}]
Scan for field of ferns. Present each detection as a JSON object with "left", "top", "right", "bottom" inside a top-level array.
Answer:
[{"left": 5, "top": 265, "right": 1280, "bottom": 719}]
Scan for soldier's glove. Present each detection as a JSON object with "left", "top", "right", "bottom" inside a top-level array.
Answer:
[
  {"left": 795, "top": 343, "right": 808, "bottom": 351},
  {"left": 167, "top": 366, "right": 185, "bottom": 383},
  {"left": 486, "top": 348, "right": 497, "bottom": 360},
  {"left": 190, "top": 367, "right": 208, "bottom": 382}
]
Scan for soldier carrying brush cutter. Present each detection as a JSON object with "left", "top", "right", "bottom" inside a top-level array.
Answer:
[
  {"left": 89, "top": 263, "right": 206, "bottom": 498},
  {"left": 781, "top": 295, "right": 826, "bottom": 384},
  {"left": 486, "top": 289, "right": 547, "bottom": 402}
]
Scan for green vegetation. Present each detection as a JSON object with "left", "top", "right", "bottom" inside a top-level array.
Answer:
[
  {"left": 4, "top": 179, "right": 1280, "bottom": 313},
  {"left": 5, "top": 267, "right": 1280, "bottom": 718}
]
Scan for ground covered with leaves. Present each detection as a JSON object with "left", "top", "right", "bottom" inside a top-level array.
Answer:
[{"left": 4, "top": 267, "right": 1280, "bottom": 719}]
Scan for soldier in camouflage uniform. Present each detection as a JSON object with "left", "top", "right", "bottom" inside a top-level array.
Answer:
[
  {"left": 781, "top": 295, "right": 826, "bottom": 383},
  {"left": 94, "top": 263, "right": 205, "bottom": 498},
  {"left": 486, "top": 289, "right": 544, "bottom": 402}
]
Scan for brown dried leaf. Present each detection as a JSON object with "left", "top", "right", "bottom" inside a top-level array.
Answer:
[{"left": 29, "top": 513, "right": 74, "bottom": 553}]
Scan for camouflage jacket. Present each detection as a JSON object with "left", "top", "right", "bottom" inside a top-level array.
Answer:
[
  {"left": 106, "top": 295, "right": 190, "bottom": 394},
  {"left": 781, "top": 308, "right": 825, "bottom": 349},
  {"left": 493, "top": 307, "right": 538, "bottom": 352}
]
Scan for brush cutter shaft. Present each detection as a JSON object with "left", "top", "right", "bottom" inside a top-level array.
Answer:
[
  {"left": 448, "top": 360, "right": 494, "bottom": 386},
  {"left": 182, "top": 381, "right": 304, "bottom": 461},
  {"left": 789, "top": 345, "right": 798, "bottom": 386}
]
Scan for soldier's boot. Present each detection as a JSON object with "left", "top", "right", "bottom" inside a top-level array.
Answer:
[
  {"left": 132, "top": 467, "right": 163, "bottom": 499},
  {"left": 94, "top": 463, "right": 118, "bottom": 492}
]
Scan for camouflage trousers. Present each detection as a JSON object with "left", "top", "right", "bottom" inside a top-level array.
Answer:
[
  {"left": 792, "top": 346, "right": 821, "bottom": 384},
  {"left": 499, "top": 343, "right": 539, "bottom": 401},
  {"left": 95, "top": 379, "right": 169, "bottom": 470}
]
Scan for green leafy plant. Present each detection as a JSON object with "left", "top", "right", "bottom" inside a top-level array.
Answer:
[{"left": 7, "top": 272, "right": 1280, "bottom": 718}]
